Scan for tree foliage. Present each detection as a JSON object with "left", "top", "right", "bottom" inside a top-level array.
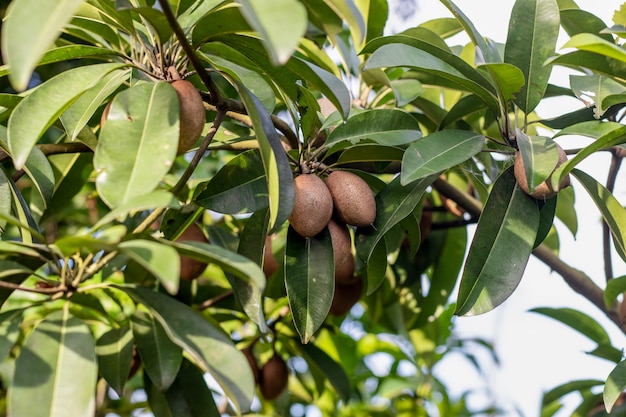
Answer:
[{"left": 0, "top": 0, "right": 625, "bottom": 415}]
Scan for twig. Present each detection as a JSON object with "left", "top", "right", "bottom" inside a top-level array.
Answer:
[{"left": 198, "top": 290, "right": 233, "bottom": 310}]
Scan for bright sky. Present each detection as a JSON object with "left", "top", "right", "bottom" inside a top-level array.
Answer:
[{"left": 387, "top": 0, "right": 626, "bottom": 415}]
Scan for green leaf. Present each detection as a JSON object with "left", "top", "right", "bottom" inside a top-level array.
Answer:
[
  {"left": 234, "top": 83, "right": 294, "bottom": 232},
  {"left": 335, "top": 144, "right": 404, "bottom": 165},
  {"left": 7, "top": 63, "right": 124, "bottom": 169},
  {"left": 356, "top": 174, "right": 438, "bottom": 265},
  {"left": 95, "top": 326, "right": 134, "bottom": 397},
  {"left": 193, "top": 149, "right": 268, "bottom": 214},
  {"left": 546, "top": 51, "right": 626, "bottom": 82},
  {"left": 605, "top": 360, "right": 626, "bottom": 412},
  {"left": 0, "top": 166, "right": 12, "bottom": 235},
  {"left": 0, "top": 310, "right": 24, "bottom": 362},
  {"left": 516, "top": 134, "right": 559, "bottom": 193},
  {"left": 131, "top": 309, "right": 182, "bottom": 391},
  {"left": 285, "top": 227, "right": 334, "bottom": 343},
  {"left": 604, "top": 276, "right": 626, "bottom": 308},
  {"left": 560, "top": 9, "right": 614, "bottom": 42},
  {"left": 119, "top": 239, "right": 180, "bottom": 295},
  {"left": 401, "top": 130, "right": 484, "bottom": 184},
  {"left": 298, "top": 342, "right": 351, "bottom": 402},
  {"left": 562, "top": 33, "right": 626, "bottom": 64},
  {"left": 363, "top": 44, "right": 499, "bottom": 113},
  {"left": 237, "top": 0, "right": 307, "bottom": 65},
  {"left": 43, "top": 153, "right": 94, "bottom": 221},
  {"left": 570, "top": 74, "right": 626, "bottom": 118},
  {"left": 504, "top": 0, "right": 559, "bottom": 113},
  {"left": 1, "top": 0, "right": 86, "bottom": 91},
  {"left": 94, "top": 81, "right": 179, "bottom": 208},
  {"left": 326, "top": 108, "right": 422, "bottom": 147},
  {"left": 162, "top": 359, "right": 221, "bottom": 417},
  {"left": 542, "top": 379, "right": 603, "bottom": 406},
  {"left": 531, "top": 307, "right": 611, "bottom": 345},
  {"left": 120, "top": 287, "right": 255, "bottom": 413},
  {"left": 22, "top": 146, "right": 56, "bottom": 210},
  {"left": 456, "top": 168, "right": 540, "bottom": 316},
  {"left": 9, "top": 308, "right": 97, "bottom": 417},
  {"left": 570, "top": 169, "right": 626, "bottom": 263},
  {"left": 478, "top": 62, "right": 525, "bottom": 101},
  {"left": 92, "top": 190, "right": 179, "bottom": 231}
]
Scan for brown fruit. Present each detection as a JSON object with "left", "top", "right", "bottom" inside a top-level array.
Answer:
[
  {"left": 263, "top": 235, "right": 279, "bottom": 278},
  {"left": 327, "top": 220, "right": 356, "bottom": 284},
  {"left": 289, "top": 174, "right": 334, "bottom": 237},
  {"left": 259, "top": 353, "right": 289, "bottom": 400},
  {"left": 175, "top": 223, "right": 209, "bottom": 281},
  {"left": 242, "top": 347, "right": 260, "bottom": 385},
  {"left": 325, "top": 171, "right": 376, "bottom": 227},
  {"left": 329, "top": 275, "right": 363, "bottom": 317},
  {"left": 514, "top": 143, "right": 570, "bottom": 199},
  {"left": 171, "top": 79, "right": 206, "bottom": 155}
]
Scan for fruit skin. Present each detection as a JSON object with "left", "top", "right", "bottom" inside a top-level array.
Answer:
[
  {"left": 329, "top": 275, "right": 363, "bottom": 317},
  {"left": 289, "top": 174, "right": 334, "bottom": 238},
  {"left": 327, "top": 220, "right": 356, "bottom": 284},
  {"left": 259, "top": 353, "right": 289, "bottom": 400},
  {"left": 171, "top": 79, "right": 206, "bottom": 155},
  {"left": 175, "top": 223, "right": 209, "bottom": 281},
  {"left": 325, "top": 171, "right": 376, "bottom": 227},
  {"left": 263, "top": 235, "right": 279, "bottom": 278},
  {"left": 514, "top": 143, "right": 570, "bottom": 199},
  {"left": 242, "top": 347, "right": 260, "bottom": 385}
]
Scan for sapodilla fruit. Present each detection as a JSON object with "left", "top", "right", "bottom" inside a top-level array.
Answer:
[
  {"left": 289, "top": 174, "right": 334, "bottom": 238},
  {"left": 514, "top": 144, "right": 570, "bottom": 199},
  {"left": 171, "top": 79, "right": 206, "bottom": 155},
  {"left": 242, "top": 346, "right": 260, "bottom": 385},
  {"left": 325, "top": 171, "right": 376, "bottom": 227},
  {"left": 327, "top": 220, "right": 356, "bottom": 284},
  {"left": 175, "top": 223, "right": 209, "bottom": 281},
  {"left": 329, "top": 275, "right": 363, "bottom": 317},
  {"left": 260, "top": 353, "right": 289, "bottom": 400},
  {"left": 263, "top": 235, "right": 279, "bottom": 278}
]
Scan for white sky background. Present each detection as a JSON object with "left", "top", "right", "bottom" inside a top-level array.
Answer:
[{"left": 385, "top": 0, "right": 626, "bottom": 416}]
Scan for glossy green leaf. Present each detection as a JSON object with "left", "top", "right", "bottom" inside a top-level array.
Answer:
[
  {"left": 0, "top": 166, "right": 11, "bottom": 235},
  {"left": 560, "top": 9, "right": 614, "bottom": 42},
  {"left": 7, "top": 63, "right": 124, "bottom": 169},
  {"left": 547, "top": 51, "right": 626, "bottom": 82},
  {"left": 177, "top": 0, "right": 224, "bottom": 29},
  {"left": 570, "top": 169, "right": 626, "bottom": 262},
  {"left": 542, "top": 379, "right": 603, "bottom": 406},
  {"left": 121, "top": 287, "right": 255, "bottom": 413},
  {"left": 0, "top": 310, "right": 24, "bottom": 362},
  {"left": 555, "top": 186, "right": 577, "bottom": 237},
  {"left": 95, "top": 326, "right": 134, "bottom": 397},
  {"left": 504, "top": 0, "right": 559, "bottom": 113},
  {"left": 6, "top": 168, "right": 43, "bottom": 244},
  {"left": 233, "top": 209, "right": 269, "bottom": 332},
  {"left": 356, "top": 0, "right": 388, "bottom": 46},
  {"left": 1, "top": 0, "right": 86, "bottom": 91},
  {"left": 22, "top": 146, "right": 55, "bottom": 210},
  {"left": 162, "top": 359, "right": 221, "bottom": 417},
  {"left": 234, "top": 83, "right": 294, "bottom": 233},
  {"left": 605, "top": 360, "right": 626, "bottom": 412},
  {"left": 119, "top": 239, "right": 180, "bottom": 295},
  {"left": 356, "top": 174, "right": 438, "bottom": 265},
  {"left": 604, "top": 276, "right": 626, "bottom": 308},
  {"left": 401, "top": 130, "right": 484, "bottom": 184},
  {"left": 478, "top": 62, "right": 525, "bottom": 101},
  {"left": 570, "top": 74, "right": 626, "bottom": 118},
  {"left": 563, "top": 33, "right": 626, "bottom": 63},
  {"left": 43, "top": 153, "right": 94, "bottom": 221},
  {"left": 327, "top": 108, "right": 422, "bottom": 147},
  {"left": 94, "top": 81, "right": 179, "bottom": 208},
  {"left": 299, "top": 342, "right": 351, "bottom": 402},
  {"left": 363, "top": 44, "right": 499, "bottom": 113},
  {"left": 237, "top": 0, "right": 307, "bottom": 64},
  {"left": 324, "top": 0, "right": 365, "bottom": 46},
  {"left": 132, "top": 308, "right": 182, "bottom": 391},
  {"left": 166, "top": 240, "right": 266, "bottom": 291},
  {"left": 285, "top": 227, "right": 334, "bottom": 343},
  {"left": 193, "top": 149, "right": 268, "bottom": 214},
  {"left": 440, "top": 0, "right": 501, "bottom": 63},
  {"left": 366, "top": 238, "right": 388, "bottom": 294},
  {"left": 335, "top": 144, "right": 404, "bottom": 165},
  {"left": 531, "top": 307, "right": 611, "bottom": 344},
  {"left": 61, "top": 68, "right": 130, "bottom": 140},
  {"left": 191, "top": 6, "right": 252, "bottom": 45},
  {"left": 516, "top": 134, "right": 559, "bottom": 193},
  {"left": 9, "top": 308, "right": 97, "bottom": 417},
  {"left": 456, "top": 168, "right": 540, "bottom": 316},
  {"left": 92, "top": 190, "right": 179, "bottom": 231},
  {"left": 534, "top": 197, "right": 557, "bottom": 248}
]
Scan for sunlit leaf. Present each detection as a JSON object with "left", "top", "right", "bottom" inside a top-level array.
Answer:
[
  {"left": 94, "top": 81, "right": 179, "bottom": 207},
  {"left": 9, "top": 308, "right": 97, "bottom": 417},
  {"left": 91, "top": 190, "right": 179, "bottom": 231},
  {"left": 119, "top": 239, "right": 180, "bottom": 295},
  {"left": 0, "top": 310, "right": 23, "bottom": 362},
  {"left": 605, "top": 360, "right": 626, "bottom": 412},
  {"left": 1, "top": 0, "right": 86, "bottom": 91},
  {"left": 285, "top": 227, "right": 334, "bottom": 343},
  {"left": 401, "top": 130, "right": 484, "bottom": 184},
  {"left": 95, "top": 326, "right": 134, "bottom": 397},
  {"left": 604, "top": 276, "right": 626, "bottom": 308},
  {"left": 569, "top": 74, "right": 626, "bottom": 118},
  {"left": 562, "top": 33, "right": 626, "bottom": 64},
  {"left": 456, "top": 168, "right": 540, "bottom": 316}
]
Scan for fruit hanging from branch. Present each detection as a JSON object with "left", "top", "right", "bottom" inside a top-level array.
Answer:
[{"left": 514, "top": 143, "right": 571, "bottom": 200}]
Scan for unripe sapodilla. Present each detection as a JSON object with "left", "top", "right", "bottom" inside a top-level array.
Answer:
[
  {"left": 289, "top": 174, "right": 333, "bottom": 237},
  {"left": 259, "top": 353, "right": 289, "bottom": 400},
  {"left": 327, "top": 220, "right": 356, "bottom": 284},
  {"left": 325, "top": 171, "right": 376, "bottom": 227},
  {"left": 171, "top": 79, "right": 206, "bottom": 155},
  {"left": 175, "top": 223, "right": 209, "bottom": 281},
  {"left": 514, "top": 143, "right": 570, "bottom": 199},
  {"left": 329, "top": 275, "right": 363, "bottom": 317}
]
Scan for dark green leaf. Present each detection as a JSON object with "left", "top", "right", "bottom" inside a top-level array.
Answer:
[
  {"left": 456, "top": 168, "right": 540, "bottom": 316},
  {"left": 299, "top": 342, "right": 351, "bottom": 402},
  {"left": 163, "top": 359, "right": 221, "bottom": 417},
  {"left": 542, "top": 379, "right": 603, "bottom": 406},
  {"left": 95, "top": 326, "right": 134, "bottom": 397},
  {"left": 9, "top": 308, "right": 97, "bottom": 417},
  {"left": 531, "top": 307, "right": 611, "bottom": 345},
  {"left": 0, "top": 310, "right": 24, "bottom": 362},
  {"left": 285, "top": 226, "right": 334, "bottom": 343},
  {"left": 401, "top": 130, "right": 484, "bottom": 184},
  {"left": 132, "top": 308, "right": 182, "bottom": 391}
]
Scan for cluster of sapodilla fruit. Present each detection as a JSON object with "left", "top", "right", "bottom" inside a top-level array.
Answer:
[{"left": 288, "top": 170, "right": 377, "bottom": 317}]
